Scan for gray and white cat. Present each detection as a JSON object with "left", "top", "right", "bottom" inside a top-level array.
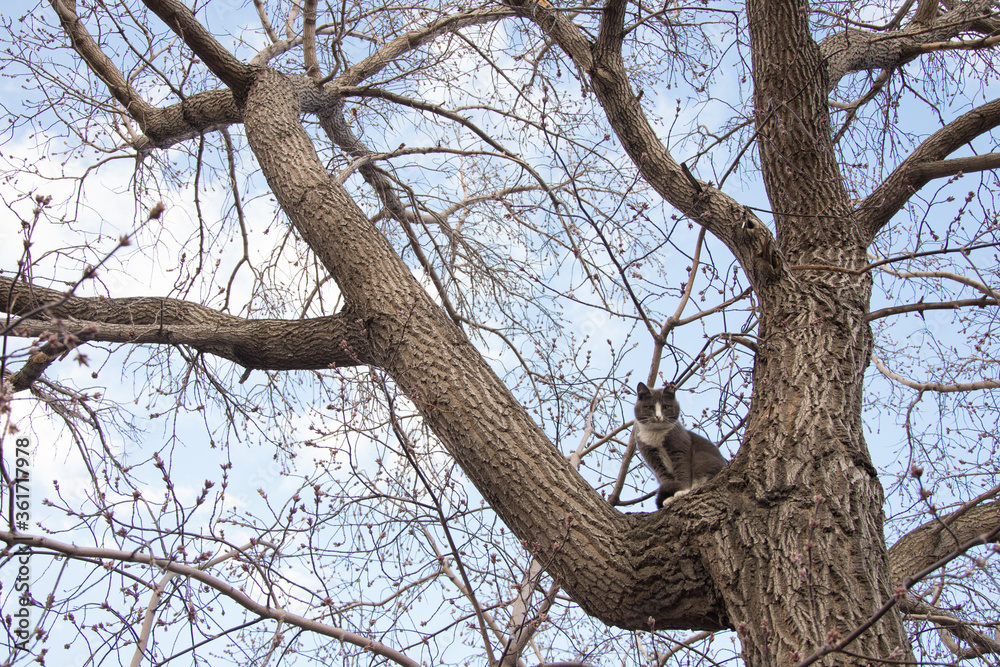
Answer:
[{"left": 633, "top": 382, "right": 727, "bottom": 508}]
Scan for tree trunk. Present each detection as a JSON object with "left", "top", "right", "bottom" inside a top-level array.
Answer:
[
  {"left": 712, "top": 268, "right": 912, "bottom": 665},
  {"left": 712, "top": 0, "right": 915, "bottom": 660}
]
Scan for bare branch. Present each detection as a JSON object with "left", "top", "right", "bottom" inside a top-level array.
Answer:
[
  {"left": 337, "top": 86, "right": 513, "bottom": 155},
  {"left": 130, "top": 541, "right": 280, "bottom": 667},
  {"left": 899, "top": 596, "right": 1000, "bottom": 660},
  {"left": 857, "top": 97, "right": 1000, "bottom": 238},
  {"left": 252, "top": 0, "right": 279, "bottom": 44},
  {"left": 831, "top": 68, "right": 894, "bottom": 144},
  {"left": 47, "top": 0, "right": 155, "bottom": 123},
  {"left": 140, "top": 0, "right": 254, "bottom": 95},
  {"left": 867, "top": 296, "right": 998, "bottom": 320},
  {"left": 880, "top": 268, "right": 1000, "bottom": 301},
  {"left": 872, "top": 354, "right": 1000, "bottom": 392},
  {"left": 332, "top": 8, "right": 516, "bottom": 87},
  {"left": 916, "top": 33, "right": 1000, "bottom": 52},
  {"left": 0, "top": 532, "right": 421, "bottom": 667}
]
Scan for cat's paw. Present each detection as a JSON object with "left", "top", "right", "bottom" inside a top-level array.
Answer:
[{"left": 659, "top": 488, "right": 690, "bottom": 508}]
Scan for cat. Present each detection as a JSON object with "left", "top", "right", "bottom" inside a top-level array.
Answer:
[{"left": 633, "top": 382, "right": 727, "bottom": 508}]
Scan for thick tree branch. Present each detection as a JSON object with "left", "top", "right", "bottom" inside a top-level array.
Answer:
[
  {"left": 888, "top": 497, "right": 1000, "bottom": 584},
  {"left": 857, "top": 97, "right": 1000, "bottom": 238},
  {"left": 4, "top": 340, "right": 70, "bottom": 393},
  {"left": 913, "top": 0, "right": 939, "bottom": 23},
  {"left": 240, "top": 66, "right": 730, "bottom": 631},
  {"left": 47, "top": 0, "right": 244, "bottom": 151},
  {"left": 131, "top": 90, "right": 243, "bottom": 152},
  {"left": 1, "top": 275, "right": 243, "bottom": 328},
  {"left": 302, "top": 0, "right": 321, "bottom": 80},
  {"left": 140, "top": 0, "right": 254, "bottom": 96},
  {"left": 941, "top": 0, "right": 1000, "bottom": 32},
  {"left": 47, "top": 0, "right": 156, "bottom": 124},
  {"left": 310, "top": 99, "right": 468, "bottom": 324},
  {"left": 903, "top": 153, "right": 1000, "bottom": 180},
  {"left": 51, "top": 0, "right": 460, "bottom": 151},
  {"left": 1, "top": 276, "right": 372, "bottom": 379},
  {"left": 821, "top": 0, "right": 1000, "bottom": 90},
  {"left": 748, "top": 0, "right": 857, "bottom": 262},
  {"left": 508, "top": 0, "right": 784, "bottom": 290},
  {"left": 7, "top": 316, "right": 370, "bottom": 375}
]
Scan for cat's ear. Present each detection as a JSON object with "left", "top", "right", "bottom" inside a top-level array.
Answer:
[
  {"left": 636, "top": 382, "right": 650, "bottom": 396},
  {"left": 663, "top": 382, "right": 677, "bottom": 392}
]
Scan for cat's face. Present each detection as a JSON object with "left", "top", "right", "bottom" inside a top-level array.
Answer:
[{"left": 634, "top": 382, "right": 680, "bottom": 428}]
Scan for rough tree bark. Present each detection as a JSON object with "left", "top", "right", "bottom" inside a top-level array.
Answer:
[
  {"left": 519, "top": 0, "right": 912, "bottom": 658},
  {"left": 4, "top": 0, "right": 1000, "bottom": 665},
  {"left": 714, "top": 0, "right": 910, "bottom": 659}
]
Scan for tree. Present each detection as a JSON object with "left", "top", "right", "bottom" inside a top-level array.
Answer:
[{"left": 1, "top": 0, "right": 999, "bottom": 664}]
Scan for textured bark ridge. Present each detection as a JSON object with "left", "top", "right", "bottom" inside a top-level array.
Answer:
[
  {"left": 718, "top": 273, "right": 907, "bottom": 665},
  {"left": 11, "top": 1, "right": 999, "bottom": 664}
]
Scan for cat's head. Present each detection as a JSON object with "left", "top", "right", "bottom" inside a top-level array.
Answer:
[{"left": 634, "top": 382, "right": 680, "bottom": 428}]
